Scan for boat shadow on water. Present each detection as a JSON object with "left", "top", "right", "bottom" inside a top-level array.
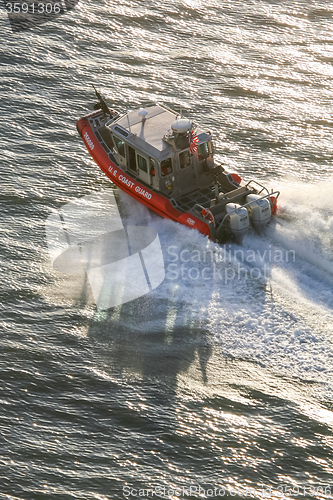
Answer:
[
  {"left": 44, "top": 187, "right": 272, "bottom": 386},
  {"left": 88, "top": 295, "right": 214, "bottom": 386},
  {"left": 82, "top": 233, "right": 270, "bottom": 388}
]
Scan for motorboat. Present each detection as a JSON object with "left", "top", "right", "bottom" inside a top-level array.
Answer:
[{"left": 76, "top": 88, "right": 279, "bottom": 244}]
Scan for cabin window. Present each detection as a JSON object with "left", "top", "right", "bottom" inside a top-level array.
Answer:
[
  {"left": 114, "top": 136, "right": 125, "bottom": 157},
  {"left": 179, "top": 150, "right": 191, "bottom": 169},
  {"left": 197, "top": 142, "right": 209, "bottom": 161},
  {"left": 114, "top": 126, "right": 129, "bottom": 138},
  {"left": 150, "top": 158, "right": 156, "bottom": 176},
  {"left": 160, "top": 158, "right": 173, "bottom": 177},
  {"left": 128, "top": 146, "right": 137, "bottom": 171},
  {"left": 137, "top": 154, "right": 148, "bottom": 173}
]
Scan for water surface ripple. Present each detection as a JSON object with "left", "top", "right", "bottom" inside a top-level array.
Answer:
[{"left": 1, "top": 0, "right": 333, "bottom": 498}]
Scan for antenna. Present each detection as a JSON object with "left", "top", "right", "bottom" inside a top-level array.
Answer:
[{"left": 127, "top": 114, "right": 132, "bottom": 133}]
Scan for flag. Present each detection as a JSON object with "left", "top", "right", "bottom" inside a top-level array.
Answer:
[{"left": 189, "top": 131, "right": 199, "bottom": 153}]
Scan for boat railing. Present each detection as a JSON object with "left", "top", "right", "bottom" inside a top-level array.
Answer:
[
  {"left": 245, "top": 179, "right": 270, "bottom": 195},
  {"left": 225, "top": 190, "right": 281, "bottom": 214},
  {"left": 156, "top": 102, "right": 180, "bottom": 117},
  {"left": 192, "top": 204, "right": 216, "bottom": 228},
  {"left": 219, "top": 181, "right": 279, "bottom": 208}
]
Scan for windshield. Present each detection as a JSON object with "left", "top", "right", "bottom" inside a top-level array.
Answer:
[{"left": 197, "top": 142, "right": 209, "bottom": 161}]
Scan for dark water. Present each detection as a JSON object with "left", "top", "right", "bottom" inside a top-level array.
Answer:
[{"left": 1, "top": 0, "right": 333, "bottom": 498}]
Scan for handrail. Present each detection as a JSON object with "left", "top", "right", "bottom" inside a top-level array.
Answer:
[
  {"left": 226, "top": 190, "right": 280, "bottom": 213},
  {"left": 192, "top": 204, "right": 216, "bottom": 228},
  {"left": 155, "top": 101, "right": 179, "bottom": 117},
  {"left": 245, "top": 179, "right": 270, "bottom": 196},
  {"left": 215, "top": 181, "right": 278, "bottom": 207}
]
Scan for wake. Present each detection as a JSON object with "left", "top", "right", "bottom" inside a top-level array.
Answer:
[{"left": 119, "top": 180, "right": 333, "bottom": 395}]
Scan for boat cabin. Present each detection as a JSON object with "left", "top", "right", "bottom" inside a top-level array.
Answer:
[{"left": 102, "top": 104, "right": 215, "bottom": 199}]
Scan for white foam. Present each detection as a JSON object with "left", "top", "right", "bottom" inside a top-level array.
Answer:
[
  {"left": 116, "top": 180, "right": 333, "bottom": 398},
  {"left": 45, "top": 182, "right": 333, "bottom": 397}
]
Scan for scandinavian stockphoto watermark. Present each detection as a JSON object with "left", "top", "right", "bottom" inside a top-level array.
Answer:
[
  {"left": 3, "top": 0, "right": 79, "bottom": 32},
  {"left": 45, "top": 189, "right": 165, "bottom": 310},
  {"left": 166, "top": 244, "right": 296, "bottom": 284},
  {"left": 122, "top": 483, "right": 332, "bottom": 498}
]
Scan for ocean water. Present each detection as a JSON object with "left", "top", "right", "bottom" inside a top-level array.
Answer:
[{"left": 1, "top": 0, "right": 333, "bottom": 499}]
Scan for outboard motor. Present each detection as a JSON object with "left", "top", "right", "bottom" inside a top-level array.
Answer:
[
  {"left": 246, "top": 194, "right": 272, "bottom": 233},
  {"left": 225, "top": 203, "right": 250, "bottom": 244}
]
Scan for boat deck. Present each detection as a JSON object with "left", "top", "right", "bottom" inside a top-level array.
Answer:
[{"left": 175, "top": 187, "right": 216, "bottom": 212}]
